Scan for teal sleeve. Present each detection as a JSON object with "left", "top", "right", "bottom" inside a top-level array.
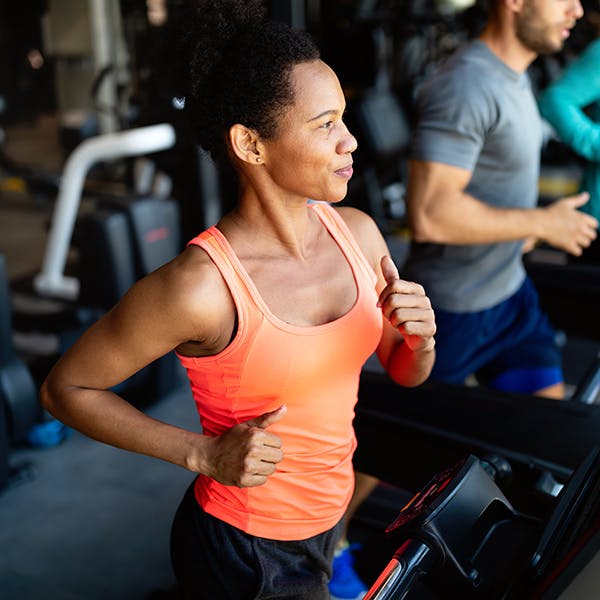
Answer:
[{"left": 538, "top": 39, "right": 600, "bottom": 162}]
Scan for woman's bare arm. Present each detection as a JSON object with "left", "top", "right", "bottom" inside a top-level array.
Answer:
[
  {"left": 40, "top": 248, "right": 284, "bottom": 487},
  {"left": 338, "top": 207, "right": 436, "bottom": 387}
]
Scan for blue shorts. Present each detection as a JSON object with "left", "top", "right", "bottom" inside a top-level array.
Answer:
[{"left": 430, "top": 277, "right": 563, "bottom": 394}]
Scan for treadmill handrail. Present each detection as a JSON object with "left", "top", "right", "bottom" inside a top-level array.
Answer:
[
  {"left": 33, "top": 123, "right": 176, "bottom": 300},
  {"left": 364, "top": 538, "right": 436, "bottom": 600}
]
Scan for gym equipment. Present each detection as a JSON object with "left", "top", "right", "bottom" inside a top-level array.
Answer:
[
  {"left": 14, "top": 192, "right": 185, "bottom": 405},
  {"left": 0, "top": 255, "right": 16, "bottom": 490},
  {"left": 0, "top": 254, "right": 39, "bottom": 447},
  {"left": 34, "top": 123, "right": 175, "bottom": 301},
  {"left": 77, "top": 194, "right": 181, "bottom": 310},
  {"left": 350, "top": 82, "right": 411, "bottom": 233},
  {"left": 363, "top": 448, "right": 599, "bottom": 599},
  {"left": 364, "top": 455, "right": 539, "bottom": 599},
  {"left": 353, "top": 369, "right": 600, "bottom": 510},
  {"left": 525, "top": 252, "right": 600, "bottom": 341},
  {"left": 344, "top": 24, "right": 411, "bottom": 234},
  {"left": 11, "top": 123, "right": 184, "bottom": 406},
  {"left": 0, "top": 381, "right": 8, "bottom": 492}
]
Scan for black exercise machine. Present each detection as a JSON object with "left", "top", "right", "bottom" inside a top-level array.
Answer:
[
  {"left": 363, "top": 448, "right": 599, "bottom": 599},
  {"left": 525, "top": 253, "right": 600, "bottom": 341},
  {"left": 0, "top": 252, "right": 43, "bottom": 492},
  {"left": 0, "top": 254, "right": 39, "bottom": 448},
  {"left": 342, "top": 23, "right": 412, "bottom": 235},
  {"left": 354, "top": 370, "right": 599, "bottom": 496},
  {"left": 351, "top": 366, "right": 600, "bottom": 596}
]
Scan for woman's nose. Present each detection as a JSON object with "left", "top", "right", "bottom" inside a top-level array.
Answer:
[{"left": 339, "top": 122, "right": 358, "bottom": 154}]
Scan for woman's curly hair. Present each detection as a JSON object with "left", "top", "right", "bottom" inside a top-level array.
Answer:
[{"left": 172, "top": 0, "right": 320, "bottom": 165}]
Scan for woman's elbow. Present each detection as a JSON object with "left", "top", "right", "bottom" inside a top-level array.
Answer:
[{"left": 39, "top": 376, "right": 61, "bottom": 417}]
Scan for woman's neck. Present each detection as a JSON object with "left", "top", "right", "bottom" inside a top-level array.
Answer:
[{"left": 219, "top": 196, "right": 322, "bottom": 260}]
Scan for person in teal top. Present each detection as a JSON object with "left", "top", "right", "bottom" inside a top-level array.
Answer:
[{"left": 539, "top": 34, "right": 600, "bottom": 262}]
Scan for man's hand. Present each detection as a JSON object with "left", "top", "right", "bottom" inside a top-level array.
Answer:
[
  {"left": 542, "top": 192, "right": 598, "bottom": 256},
  {"left": 378, "top": 256, "right": 436, "bottom": 352},
  {"left": 204, "top": 406, "right": 286, "bottom": 487},
  {"left": 522, "top": 236, "right": 538, "bottom": 254}
]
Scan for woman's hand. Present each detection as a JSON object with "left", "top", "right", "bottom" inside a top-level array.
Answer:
[
  {"left": 203, "top": 406, "right": 287, "bottom": 487},
  {"left": 377, "top": 256, "right": 436, "bottom": 353}
]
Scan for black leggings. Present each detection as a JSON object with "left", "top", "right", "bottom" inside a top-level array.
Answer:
[{"left": 170, "top": 481, "right": 342, "bottom": 600}]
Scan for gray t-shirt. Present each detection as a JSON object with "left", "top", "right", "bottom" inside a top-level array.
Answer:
[{"left": 402, "top": 40, "right": 542, "bottom": 312}]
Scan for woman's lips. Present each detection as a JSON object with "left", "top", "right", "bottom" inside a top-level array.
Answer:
[{"left": 335, "top": 165, "right": 354, "bottom": 179}]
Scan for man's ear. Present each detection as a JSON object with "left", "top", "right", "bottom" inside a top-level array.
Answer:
[
  {"left": 228, "top": 124, "right": 264, "bottom": 165},
  {"left": 504, "top": 0, "right": 525, "bottom": 14}
]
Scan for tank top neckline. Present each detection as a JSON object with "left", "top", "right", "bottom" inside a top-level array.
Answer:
[{"left": 207, "top": 203, "right": 364, "bottom": 334}]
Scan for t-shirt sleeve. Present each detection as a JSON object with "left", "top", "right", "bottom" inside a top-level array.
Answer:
[{"left": 411, "top": 71, "right": 490, "bottom": 171}]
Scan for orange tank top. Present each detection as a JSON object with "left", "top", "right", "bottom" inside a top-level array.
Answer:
[{"left": 176, "top": 203, "right": 383, "bottom": 540}]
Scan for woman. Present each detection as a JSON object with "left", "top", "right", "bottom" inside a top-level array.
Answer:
[{"left": 40, "top": 2, "right": 436, "bottom": 598}]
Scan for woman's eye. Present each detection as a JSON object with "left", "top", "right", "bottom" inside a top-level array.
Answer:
[{"left": 320, "top": 120, "right": 334, "bottom": 130}]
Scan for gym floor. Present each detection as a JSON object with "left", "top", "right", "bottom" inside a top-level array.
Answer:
[
  {"left": 0, "top": 389, "right": 195, "bottom": 600},
  {"left": 0, "top": 113, "right": 196, "bottom": 599}
]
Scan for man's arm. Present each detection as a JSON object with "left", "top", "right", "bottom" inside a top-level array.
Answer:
[{"left": 407, "top": 159, "right": 598, "bottom": 255}]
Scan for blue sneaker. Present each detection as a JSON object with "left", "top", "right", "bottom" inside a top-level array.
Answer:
[
  {"left": 26, "top": 418, "right": 70, "bottom": 448},
  {"left": 329, "top": 543, "right": 367, "bottom": 600}
]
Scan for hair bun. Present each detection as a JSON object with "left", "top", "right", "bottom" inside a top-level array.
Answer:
[
  {"left": 173, "top": 0, "right": 266, "bottom": 99},
  {"left": 163, "top": 0, "right": 319, "bottom": 163}
]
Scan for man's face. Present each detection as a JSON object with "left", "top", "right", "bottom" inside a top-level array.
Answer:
[{"left": 515, "top": 0, "right": 584, "bottom": 54}]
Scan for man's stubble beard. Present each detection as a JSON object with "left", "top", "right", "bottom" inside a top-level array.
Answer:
[{"left": 515, "top": 0, "right": 564, "bottom": 55}]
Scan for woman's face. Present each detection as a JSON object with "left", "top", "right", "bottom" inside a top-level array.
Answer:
[{"left": 260, "top": 59, "right": 357, "bottom": 204}]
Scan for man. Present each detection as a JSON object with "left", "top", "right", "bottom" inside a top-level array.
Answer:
[
  {"left": 402, "top": 0, "right": 596, "bottom": 398},
  {"left": 330, "top": 2, "right": 598, "bottom": 598}
]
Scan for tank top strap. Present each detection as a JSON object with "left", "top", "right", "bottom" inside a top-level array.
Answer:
[
  {"left": 309, "top": 203, "right": 377, "bottom": 287},
  {"left": 186, "top": 227, "right": 255, "bottom": 329},
  {"left": 186, "top": 206, "right": 377, "bottom": 325}
]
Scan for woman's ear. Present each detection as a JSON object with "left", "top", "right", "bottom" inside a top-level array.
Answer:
[{"left": 228, "top": 124, "right": 264, "bottom": 165}]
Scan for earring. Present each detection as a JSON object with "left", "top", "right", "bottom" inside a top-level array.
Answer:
[{"left": 256, "top": 157, "right": 262, "bottom": 163}]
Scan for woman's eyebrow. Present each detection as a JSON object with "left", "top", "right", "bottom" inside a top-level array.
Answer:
[{"left": 307, "top": 109, "right": 339, "bottom": 123}]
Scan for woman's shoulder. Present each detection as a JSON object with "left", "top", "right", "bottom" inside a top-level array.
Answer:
[
  {"left": 157, "top": 245, "right": 232, "bottom": 314},
  {"left": 333, "top": 204, "right": 376, "bottom": 228},
  {"left": 332, "top": 205, "right": 387, "bottom": 262},
  {"left": 332, "top": 204, "right": 379, "bottom": 232},
  {"left": 124, "top": 244, "right": 234, "bottom": 335}
]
